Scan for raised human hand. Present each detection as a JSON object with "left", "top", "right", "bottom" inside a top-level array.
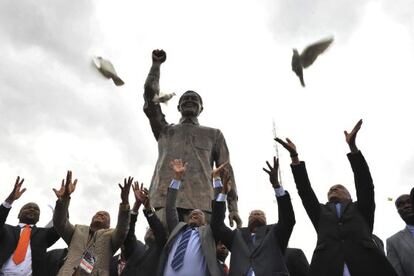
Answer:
[
  {"left": 211, "top": 161, "right": 229, "bottom": 180},
  {"left": 5, "top": 176, "right": 26, "bottom": 204},
  {"left": 53, "top": 170, "right": 77, "bottom": 199},
  {"left": 263, "top": 156, "right": 281, "bottom": 188},
  {"left": 170, "top": 159, "right": 187, "bottom": 180},
  {"left": 133, "top": 181, "right": 144, "bottom": 205},
  {"left": 275, "top": 137, "right": 297, "bottom": 156},
  {"left": 344, "top": 119, "right": 362, "bottom": 153},
  {"left": 119, "top": 176, "right": 133, "bottom": 204},
  {"left": 152, "top": 49, "right": 166, "bottom": 64}
]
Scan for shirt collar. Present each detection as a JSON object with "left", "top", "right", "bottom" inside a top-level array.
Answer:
[
  {"left": 406, "top": 224, "right": 414, "bottom": 234},
  {"left": 18, "top": 223, "right": 34, "bottom": 228},
  {"left": 179, "top": 117, "right": 199, "bottom": 125}
]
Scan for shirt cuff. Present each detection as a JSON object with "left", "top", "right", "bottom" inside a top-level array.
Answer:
[
  {"left": 216, "top": 193, "right": 227, "bottom": 202},
  {"left": 169, "top": 179, "right": 181, "bottom": 190},
  {"left": 130, "top": 210, "right": 138, "bottom": 215},
  {"left": 213, "top": 178, "right": 223, "bottom": 188},
  {"left": 274, "top": 187, "right": 286, "bottom": 197},
  {"left": 2, "top": 201, "right": 12, "bottom": 208}
]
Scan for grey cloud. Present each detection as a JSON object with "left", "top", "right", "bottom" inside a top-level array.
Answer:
[
  {"left": 0, "top": 0, "right": 98, "bottom": 71},
  {"left": 266, "top": 0, "right": 370, "bottom": 43}
]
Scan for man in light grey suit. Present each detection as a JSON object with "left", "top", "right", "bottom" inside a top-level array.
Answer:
[
  {"left": 157, "top": 159, "right": 222, "bottom": 276},
  {"left": 387, "top": 193, "right": 414, "bottom": 276}
]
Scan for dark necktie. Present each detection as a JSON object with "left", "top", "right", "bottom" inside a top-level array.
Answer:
[{"left": 171, "top": 227, "right": 193, "bottom": 271}]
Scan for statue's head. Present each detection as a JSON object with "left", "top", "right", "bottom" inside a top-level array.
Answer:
[
  {"left": 18, "top": 202, "right": 40, "bottom": 224},
  {"left": 177, "top": 90, "right": 203, "bottom": 118}
]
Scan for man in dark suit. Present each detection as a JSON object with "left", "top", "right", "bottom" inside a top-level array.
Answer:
[
  {"left": 0, "top": 176, "right": 60, "bottom": 275},
  {"left": 45, "top": 248, "right": 68, "bottom": 276},
  {"left": 211, "top": 156, "right": 295, "bottom": 276},
  {"left": 285, "top": 248, "right": 310, "bottom": 276},
  {"left": 157, "top": 159, "right": 222, "bottom": 276},
  {"left": 277, "top": 119, "right": 397, "bottom": 276},
  {"left": 119, "top": 183, "right": 167, "bottom": 276},
  {"left": 386, "top": 193, "right": 414, "bottom": 276},
  {"left": 216, "top": 241, "right": 229, "bottom": 276}
]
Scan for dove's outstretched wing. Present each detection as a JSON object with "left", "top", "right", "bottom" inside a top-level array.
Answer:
[{"left": 300, "top": 37, "right": 333, "bottom": 68}]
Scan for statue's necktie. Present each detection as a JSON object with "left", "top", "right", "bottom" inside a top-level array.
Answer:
[
  {"left": 13, "top": 224, "right": 31, "bottom": 265},
  {"left": 171, "top": 227, "right": 193, "bottom": 271}
]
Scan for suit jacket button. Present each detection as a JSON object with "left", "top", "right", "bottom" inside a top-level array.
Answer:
[{"left": 338, "top": 222, "right": 343, "bottom": 226}]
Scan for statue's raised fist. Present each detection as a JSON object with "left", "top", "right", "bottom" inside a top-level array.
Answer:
[{"left": 152, "top": 49, "right": 166, "bottom": 63}]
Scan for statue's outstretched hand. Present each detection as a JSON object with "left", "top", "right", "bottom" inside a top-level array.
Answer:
[{"left": 229, "top": 211, "right": 242, "bottom": 228}]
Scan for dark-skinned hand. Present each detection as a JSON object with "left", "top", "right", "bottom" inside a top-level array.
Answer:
[
  {"left": 5, "top": 176, "right": 26, "bottom": 204},
  {"left": 263, "top": 157, "right": 281, "bottom": 188}
]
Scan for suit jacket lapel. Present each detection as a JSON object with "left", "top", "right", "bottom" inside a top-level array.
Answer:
[
  {"left": 340, "top": 201, "right": 351, "bottom": 217},
  {"left": 166, "top": 222, "right": 186, "bottom": 250},
  {"left": 327, "top": 203, "right": 338, "bottom": 218},
  {"left": 401, "top": 228, "right": 414, "bottom": 253},
  {"left": 241, "top": 228, "right": 253, "bottom": 250},
  {"left": 30, "top": 225, "right": 38, "bottom": 240},
  {"left": 251, "top": 225, "right": 266, "bottom": 255},
  {"left": 13, "top": 225, "right": 21, "bottom": 243}
]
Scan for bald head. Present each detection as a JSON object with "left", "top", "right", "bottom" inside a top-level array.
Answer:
[
  {"left": 327, "top": 184, "right": 352, "bottom": 203},
  {"left": 90, "top": 211, "right": 110, "bottom": 230},
  {"left": 18, "top": 202, "right": 40, "bottom": 224},
  {"left": 187, "top": 209, "right": 206, "bottom": 227}
]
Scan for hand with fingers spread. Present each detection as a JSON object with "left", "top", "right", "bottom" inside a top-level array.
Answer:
[
  {"left": 119, "top": 177, "right": 133, "bottom": 204},
  {"left": 53, "top": 170, "right": 77, "bottom": 199},
  {"left": 344, "top": 119, "right": 362, "bottom": 153},
  {"left": 141, "top": 188, "right": 151, "bottom": 210},
  {"left": 275, "top": 137, "right": 300, "bottom": 164},
  {"left": 170, "top": 159, "right": 187, "bottom": 181},
  {"left": 5, "top": 176, "right": 26, "bottom": 204},
  {"left": 263, "top": 157, "right": 281, "bottom": 188},
  {"left": 133, "top": 181, "right": 145, "bottom": 206},
  {"left": 212, "top": 161, "right": 229, "bottom": 180}
]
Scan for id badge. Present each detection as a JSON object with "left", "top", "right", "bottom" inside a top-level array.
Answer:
[{"left": 79, "top": 250, "right": 96, "bottom": 274}]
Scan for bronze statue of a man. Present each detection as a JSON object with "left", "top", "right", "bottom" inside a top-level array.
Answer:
[{"left": 143, "top": 49, "right": 241, "bottom": 227}]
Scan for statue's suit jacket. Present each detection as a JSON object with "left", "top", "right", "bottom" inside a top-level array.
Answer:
[
  {"left": 143, "top": 71, "right": 238, "bottom": 214},
  {"left": 53, "top": 197, "right": 130, "bottom": 276},
  {"left": 291, "top": 151, "right": 397, "bottom": 276},
  {"left": 156, "top": 187, "right": 221, "bottom": 276},
  {"left": 387, "top": 228, "right": 414, "bottom": 276},
  {"left": 211, "top": 192, "right": 295, "bottom": 276},
  {"left": 0, "top": 204, "right": 60, "bottom": 276}
]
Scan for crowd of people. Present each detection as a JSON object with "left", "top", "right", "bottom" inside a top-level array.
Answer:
[
  {"left": 1, "top": 49, "right": 414, "bottom": 276},
  {"left": 1, "top": 121, "right": 413, "bottom": 276}
]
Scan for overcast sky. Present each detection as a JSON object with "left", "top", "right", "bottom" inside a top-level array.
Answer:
[{"left": 1, "top": 0, "right": 414, "bottom": 259}]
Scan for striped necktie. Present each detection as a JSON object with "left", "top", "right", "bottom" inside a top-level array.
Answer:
[
  {"left": 171, "top": 227, "right": 193, "bottom": 271},
  {"left": 13, "top": 224, "right": 31, "bottom": 265}
]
